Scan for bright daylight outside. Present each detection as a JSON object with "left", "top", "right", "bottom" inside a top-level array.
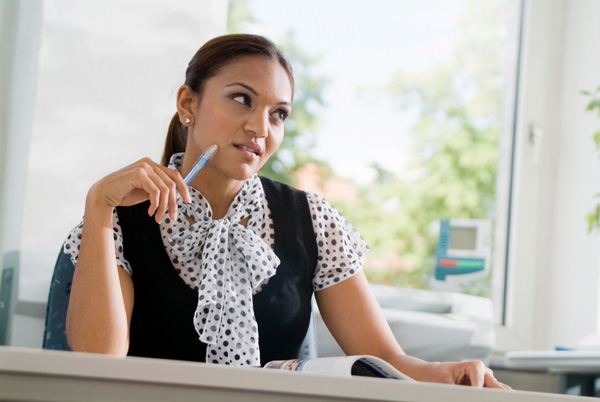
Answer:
[
  {"left": 232, "top": 0, "right": 517, "bottom": 302},
  {"left": 20, "top": 0, "right": 518, "bottom": 322}
]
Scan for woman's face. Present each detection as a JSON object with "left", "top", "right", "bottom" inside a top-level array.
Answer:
[{"left": 186, "top": 55, "right": 293, "bottom": 183}]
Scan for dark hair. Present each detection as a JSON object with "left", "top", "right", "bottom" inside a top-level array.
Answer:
[{"left": 161, "top": 34, "right": 294, "bottom": 166}]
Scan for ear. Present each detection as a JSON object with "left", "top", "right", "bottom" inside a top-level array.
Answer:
[{"left": 176, "top": 85, "right": 197, "bottom": 125}]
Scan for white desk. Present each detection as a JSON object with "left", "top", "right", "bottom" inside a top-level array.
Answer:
[
  {"left": 0, "top": 346, "right": 593, "bottom": 401},
  {"left": 505, "top": 350, "right": 600, "bottom": 373},
  {"left": 505, "top": 350, "right": 600, "bottom": 396}
]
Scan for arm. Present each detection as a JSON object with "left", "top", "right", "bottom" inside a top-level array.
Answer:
[
  {"left": 315, "top": 272, "right": 510, "bottom": 389},
  {"left": 66, "top": 158, "right": 190, "bottom": 355}
]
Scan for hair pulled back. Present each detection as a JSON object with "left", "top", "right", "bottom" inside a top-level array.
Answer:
[{"left": 161, "top": 34, "right": 294, "bottom": 166}]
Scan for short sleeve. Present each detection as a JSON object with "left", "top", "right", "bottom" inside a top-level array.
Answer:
[
  {"left": 62, "top": 209, "right": 133, "bottom": 276},
  {"left": 307, "top": 192, "right": 369, "bottom": 291}
]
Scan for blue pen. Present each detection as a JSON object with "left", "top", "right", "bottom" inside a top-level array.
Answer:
[
  {"left": 183, "top": 144, "right": 219, "bottom": 185},
  {"left": 176, "top": 144, "right": 218, "bottom": 201}
]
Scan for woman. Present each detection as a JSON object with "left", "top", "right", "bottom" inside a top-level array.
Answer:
[{"left": 64, "top": 33, "right": 508, "bottom": 388}]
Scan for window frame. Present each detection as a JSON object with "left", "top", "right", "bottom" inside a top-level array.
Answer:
[{"left": 496, "top": 0, "right": 600, "bottom": 352}]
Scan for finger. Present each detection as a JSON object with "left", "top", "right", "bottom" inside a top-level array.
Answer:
[
  {"left": 154, "top": 167, "right": 180, "bottom": 220},
  {"left": 145, "top": 168, "right": 171, "bottom": 223},
  {"left": 163, "top": 165, "right": 191, "bottom": 204},
  {"left": 124, "top": 158, "right": 160, "bottom": 214},
  {"left": 166, "top": 167, "right": 191, "bottom": 205},
  {"left": 137, "top": 171, "right": 161, "bottom": 218},
  {"left": 122, "top": 162, "right": 158, "bottom": 215},
  {"left": 132, "top": 160, "right": 181, "bottom": 222},
  {"left": 464, "top": 363, "right": 485, "bottom": 389},
  {"left": 483, "top": 374, "right": 503, "bottom": 389},
  {"left": 484, "top": 372, "right": 513, "bottom": 390},
  {"left": 130, "top": 162, "right": 165, "bottom": 221}
]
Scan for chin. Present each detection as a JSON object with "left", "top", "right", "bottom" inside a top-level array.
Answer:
[{"left": 229, "top": 167, "right": 259, "bottom": 181}]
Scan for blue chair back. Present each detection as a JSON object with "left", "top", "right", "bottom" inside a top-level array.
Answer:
[{"left": 43, "top": 248, "right": 74, "bottom": 350}]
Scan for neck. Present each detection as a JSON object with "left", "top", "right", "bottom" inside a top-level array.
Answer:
[
  {"left": 194, "top": 174, "right": 245, "bottom": 220},
  {"left": 179, "top": 151, "right": 248, "bottom": 220}
]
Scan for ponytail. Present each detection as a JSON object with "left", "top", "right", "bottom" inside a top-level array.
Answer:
[{"left": 161, "top": 113, "right": 187, "bottom": 166}]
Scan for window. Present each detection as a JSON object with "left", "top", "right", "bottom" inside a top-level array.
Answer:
[
  {"left": 7, "top": 0, "right": 600, "bottom": 354},
  {"left": 232, "top": 0, "right": 523, "bottom": 323},
  {"left": 12, "top": 0, "right": 523, "bottom": 325}
]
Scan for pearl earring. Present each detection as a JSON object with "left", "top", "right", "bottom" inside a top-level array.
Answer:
[{"left": 185, "top": 117, "right": 191, "bottom": 124}]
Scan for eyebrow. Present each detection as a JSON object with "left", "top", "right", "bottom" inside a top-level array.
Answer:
[{"left": 226, "top": 82, "right": 292, "bottom": 107}]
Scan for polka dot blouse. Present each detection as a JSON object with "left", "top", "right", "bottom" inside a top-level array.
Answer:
[{"left": 64, "top": 153, "right": 368, "bottom": 365}]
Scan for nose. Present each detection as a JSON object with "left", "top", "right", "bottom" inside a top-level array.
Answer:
[{"left": 244, "top": 109, "right": 269, "bottom": 138}]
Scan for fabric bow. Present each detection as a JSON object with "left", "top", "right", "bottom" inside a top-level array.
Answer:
[{"left": 166, "top": 174, "right": 280, "bottom": 366}]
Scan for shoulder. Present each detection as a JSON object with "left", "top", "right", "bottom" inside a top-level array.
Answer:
[
  {"left": 258, "top": 176, "right": 309, "bottom": 209},
  {"left": 304, "top": 191, "right": 341, "bottom": 220},
  {"left": 259, "top": 176, "right": 306, "bottom": 196}
]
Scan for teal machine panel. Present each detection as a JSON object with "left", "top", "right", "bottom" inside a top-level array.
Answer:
[{"left": 434, "top": 219, "right": 491, "bottom": 290}]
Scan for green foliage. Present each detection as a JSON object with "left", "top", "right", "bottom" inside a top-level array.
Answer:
[
  {"left": 227, "top": 0, "right": 505, "bottom": 297},
  {"left": 330, "top": 0, "right": 506, "bottom": 294},
  {"left": 582, "top": 87, "right": 600, "bottom": 233}
]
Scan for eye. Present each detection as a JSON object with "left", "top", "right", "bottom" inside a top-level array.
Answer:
[
  {"left": 272, "top": 108, "right": 290, "bottom": 124},
  {"left": 232, "top": 94, "right": 251, "bottom": 106}
]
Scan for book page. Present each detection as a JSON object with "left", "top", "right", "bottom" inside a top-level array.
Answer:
[
  {"left": 352, "top": 357, "right": 415, "bottom": 381},
  {"left": 301, "top": 356, "right": 357, "bottom": 375},
  {"left": 264, "top": 355, "right": 415, "bottom": 381}
]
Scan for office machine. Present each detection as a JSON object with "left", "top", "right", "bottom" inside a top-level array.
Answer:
[
  {"left": 434, "top": 219, "right": 491, "bottom": 291},
  {"left": 315, "top": 284, "right": 495, "bottom": 363},
  {"left": 315, "top": 219, "right": 495, "bottom": 363}
]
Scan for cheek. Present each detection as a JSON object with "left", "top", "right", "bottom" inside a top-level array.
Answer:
[
  {"left": 265, "top": 131, "right": 284, "bottom": 157},
  {"left": 192, "top": 102, "right": 231, "bottom": 143},
  {"left": 197, "top": 98, "right": 234, "bottom": 128}
]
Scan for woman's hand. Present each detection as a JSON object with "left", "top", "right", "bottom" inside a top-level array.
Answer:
[
  {"left": 426, "top": 360, "right": 512, "bottom": 389},
  {"left": 315, "top": 273, "right": 512, "bottom": 390},
  {"left": 67, "top": 158, "right": 191, "bottom": 354},
  {"left": 88, "top": 158, "right": 191, "bottom": 223}
]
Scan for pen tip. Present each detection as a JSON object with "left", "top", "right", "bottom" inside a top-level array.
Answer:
[{"left": 206, "top": 144, "right": 218, "bottom": 157}]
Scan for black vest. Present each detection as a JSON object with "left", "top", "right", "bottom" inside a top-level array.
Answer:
[{"left": 116, "top": 177, "right": 317, "bottom": 365}]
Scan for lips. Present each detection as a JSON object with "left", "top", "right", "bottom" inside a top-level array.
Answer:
[{"left": 234, "top": 142, "right": 262, "bottom": 156}]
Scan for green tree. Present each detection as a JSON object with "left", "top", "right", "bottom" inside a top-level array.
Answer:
[
  {"left": 334, "top": 0, "right": 506, "bottom": 296},
  {"left": 228, "top": 0, "right": 506, "bottom": 297}
]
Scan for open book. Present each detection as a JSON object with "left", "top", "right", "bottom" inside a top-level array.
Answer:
[{"left": 264, "top": 355, "right": 415, "bottom": 381}]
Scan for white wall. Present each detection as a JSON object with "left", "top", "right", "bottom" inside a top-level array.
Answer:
[
  {"left": 548, "top": 0, "right": 600, "bottom": 348},
  {"left": 0, "top": 0, "right": 43, "bottom": 258},
  {"left": 19, "top": 0, "right": 228, "bottom": 255},
  {"left": 0, "top": 0, "right": 228, "bottom": 348},
  {"left": 499, "top": 0, "right": 600, "bottom": 351}
]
